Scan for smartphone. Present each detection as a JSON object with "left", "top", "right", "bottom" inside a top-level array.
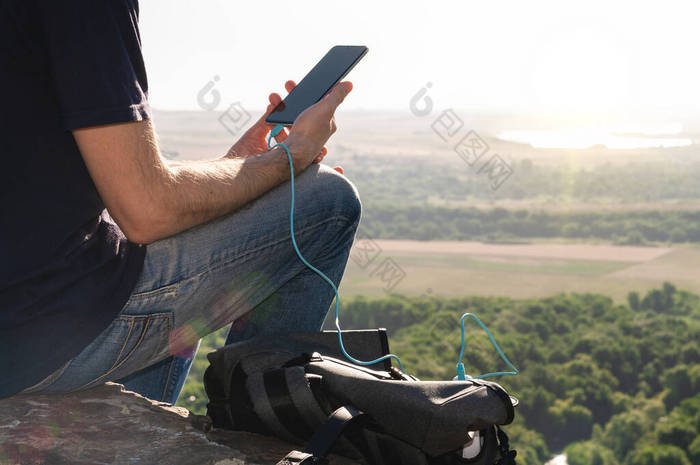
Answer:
[{"left": 265, "top": 45, "right": 368, "bottom": 126}]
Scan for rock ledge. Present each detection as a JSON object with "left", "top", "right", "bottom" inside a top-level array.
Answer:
[{"left": 0, "top": 382, "right": 356, "bottom": 465}]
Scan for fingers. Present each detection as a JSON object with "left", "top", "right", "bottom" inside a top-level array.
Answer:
[
  {"left": 265, "top": 93, "right": 283, "bottom": 118},
  {"left": 268, "top": 80, "right": 296, "bottom": 143},
  {"left": 264, "top": 81, "right": 293, "bottom": 135},
  {"left": 323, "top": 81, "right": 353, "bottom": 113},
  {"left": 333, "top": 166, "right": 344, "bottom": 174},
  {"left": 312, "top": 147, "right": 328, "bottom": 162},
  {"left": 266, "top": 92, "right": 289, "bottom": 142},
  {"left": 249, "top": 92, "right": 282, "bottom": 133},
  {"left": 268, "top": 92, "right": 283, "bottom": 107},
  {"left": 285, "top": 80, "right": 297, "bottom": 93}
]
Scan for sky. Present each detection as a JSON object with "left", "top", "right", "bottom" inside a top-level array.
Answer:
[{"left": 139, "top": 0, "right": 700, "bottom": 119}]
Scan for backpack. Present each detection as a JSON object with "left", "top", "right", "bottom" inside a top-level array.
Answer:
[{"left": 203, "top": 329, "right": 518, "bottom": 465}]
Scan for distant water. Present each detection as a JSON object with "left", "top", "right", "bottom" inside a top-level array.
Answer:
[
  {"left": 545, "top": 454, "right": 568, "bottom": 465},
  {"left": 498, "top": 123, "right": 693, "bottom": 149}
]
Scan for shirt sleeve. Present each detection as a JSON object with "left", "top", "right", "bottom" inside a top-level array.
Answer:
[{"left": 37, "top": 0, "right": 150, "bottom": 130}]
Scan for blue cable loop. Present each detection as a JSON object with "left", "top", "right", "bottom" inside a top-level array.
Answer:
[
  {"left": 267, "top": 124, "right": 406, "bottom": 373},
  {"left": 457, "top": 313, "right": 519, "bottom": 380}
]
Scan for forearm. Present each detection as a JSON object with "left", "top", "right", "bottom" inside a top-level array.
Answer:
[
  {"left": 149, "top": 147, "right": 291, "bottom": 242},
  {"left": 79, "top": 80, "right": 351, "bottom": 245}
]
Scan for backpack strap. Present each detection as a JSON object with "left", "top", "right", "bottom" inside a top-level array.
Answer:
[
  {"left": 495, "top": 426, "right": 517, "bottom": 465},
  {"left": 247, "top": 366, "right": 330, "bottom": 444},
  {"left": 276, "top": 406, "right": 367, "bottom": 465}
]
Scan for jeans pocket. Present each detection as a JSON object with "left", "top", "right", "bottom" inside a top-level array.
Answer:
[
  {"left": 31, "top": 312, "right": 173, "bottom": 394},
  {"left": 75, "top": 312, "right": 174, "bottom": 391},
  {"left": 17, "top": 359, "right": 73, "bottom": 395}
]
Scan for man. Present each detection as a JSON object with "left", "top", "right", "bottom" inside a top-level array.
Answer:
[{"left": 0, "top": 0, "right": 360, "bottom": 404}]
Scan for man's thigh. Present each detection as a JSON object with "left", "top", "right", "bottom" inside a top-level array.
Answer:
[{"left": 18, "top": 164, "right": 361, "bottom": 394}]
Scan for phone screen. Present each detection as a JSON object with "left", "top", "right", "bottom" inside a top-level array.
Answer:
[{"left": 265, "top": 45, "right": 368, "bottom": 126}]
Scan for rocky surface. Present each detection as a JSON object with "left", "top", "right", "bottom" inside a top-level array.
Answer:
[{"left": 0, "top": 382, "right": 358, "bottom": 465}]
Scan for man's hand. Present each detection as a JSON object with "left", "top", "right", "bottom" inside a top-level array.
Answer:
[
  {"left": 277, "top": 80, "right": 352, "bottom": 175},
  {"left": 223, "top": 90, "right": 291, "bottom": 159},
  {"left": 226, "top": 80, "right": 349, "bottom": 174}
]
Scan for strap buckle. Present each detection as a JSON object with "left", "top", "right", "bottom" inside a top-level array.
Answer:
[{"left": 276, "top": 450, "right": 328, "bottom": 465}]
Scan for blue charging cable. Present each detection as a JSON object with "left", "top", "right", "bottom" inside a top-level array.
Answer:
[
  {"left": 267, "top": 124, "right": 518, "bottom": 381},
  {"left": 267, "top": 124, "right": 405, "bottom": 372},
  {"left": 456, "top": 313, "right": 519, "bottom": 380}
]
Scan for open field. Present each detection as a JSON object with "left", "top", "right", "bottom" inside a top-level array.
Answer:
[{"left": 339, "top": 240, "right": 700, "bottom": 302}]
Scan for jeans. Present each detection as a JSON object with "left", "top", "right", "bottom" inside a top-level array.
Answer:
[{"left": 17, "top": 164, "right": 361, "bottom": 405}]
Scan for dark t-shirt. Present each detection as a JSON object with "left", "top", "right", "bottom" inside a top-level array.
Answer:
[{"left": 0, "top": 0, "right": 149, "bottom": 398}]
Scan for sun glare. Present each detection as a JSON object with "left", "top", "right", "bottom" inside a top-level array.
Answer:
[{"left": 529, "top": 24, "right": 632, "bottom": 111}]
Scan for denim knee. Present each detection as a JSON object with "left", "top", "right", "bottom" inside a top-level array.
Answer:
[{"left": 307, "top": 164, "right": 362, "bottom": 228}]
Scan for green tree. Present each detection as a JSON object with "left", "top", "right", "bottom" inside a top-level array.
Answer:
[
  {"left": 627, "top": 292, "right": 640, "bottom": 311},
  {"left": 565, "top": 441, "right": 618, "bottom": 465},
  {"left": 625, "top": 445, "right": 690, "bottom": 465},
  {"left": 663, "top": 365, "right": 695, "bottom": 410},
  {"left": 503, "top": 423, "right": 550, "bottom": 465},
  {"left": 617, "top": 230, "right": 647, "bottom": 246},
  {"left": 548, "top": 399, "right": 593, "bottom": 449},
  {"left": 656, "top": 421, "right": 697, "bottom": 450},
  {"left": 687, "top": 436, "right": 700, "bottom": 465},
  {"left": 599, "top": 409, "right": 652, "bottom": 459}
]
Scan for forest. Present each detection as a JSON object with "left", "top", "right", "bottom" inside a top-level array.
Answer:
[
  {"left": 177, "top": 284, "right": 700, "bottom": 465},
  {"left": 338, "top": 156, "right": 700, "bottom": 244},
  {"left": 344, "top": 157, "right": 700, "bottom": 205},
  {"left": 360, "top": 205, "right": 700, "bottom": 244}
]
